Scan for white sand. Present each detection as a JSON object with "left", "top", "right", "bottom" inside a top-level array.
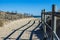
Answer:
[{"left": 0, "top": 18, "right": 39, "bottom": 40}]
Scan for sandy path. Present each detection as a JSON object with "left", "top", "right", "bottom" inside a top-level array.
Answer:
[
  {"left": 20, "top": 20, "right": 40, "bottom": 40},
  {"left": 8, "top": 20, "right": 34, "bottom": 40},
  {"left": 0, "top": 18, "right": 38, "bottom": 40}
]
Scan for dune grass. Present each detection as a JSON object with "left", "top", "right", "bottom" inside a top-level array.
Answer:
[{"left": 0, "top": 20, "right": 3, "bottom": 27}]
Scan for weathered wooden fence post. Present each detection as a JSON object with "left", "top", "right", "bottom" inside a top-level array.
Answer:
[
  {"left": 51, "top": 4, "right": 56, "bottom": 40},
  {"left": 41, "top": 10, "right": 44, "bottom": 36},
  {"left": 53, "top": 5, "right": 57, "bottom": 40},
  {"left": 41, "top": 9, "right": 47, "bottom": 40},
  {"left": 41, "top": 10, "right": 43, "bottom": 22},
  {"left": 43, "top": 9, "right": 47, "bottom": 40},
  {"left": 41, "top": 10, "right": 42, "bottom": 22}
]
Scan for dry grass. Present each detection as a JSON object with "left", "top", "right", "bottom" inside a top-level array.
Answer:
[{"left": 0, "top": 20, "right": 3, "bottom": 27}]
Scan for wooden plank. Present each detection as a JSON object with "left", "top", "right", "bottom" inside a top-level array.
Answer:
[
  {"left": 54, "top": 16, "right": 57, "bottom": 40},
  {"left": 44, "top": 12, "right": 60, "bottom": 17}
]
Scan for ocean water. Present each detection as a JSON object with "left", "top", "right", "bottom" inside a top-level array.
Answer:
[{"left": 33, "top": 16, "right": 41, "bottom": 18}]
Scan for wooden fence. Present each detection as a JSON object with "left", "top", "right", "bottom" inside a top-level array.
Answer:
[{"left": 41, "top": 4, "right": 60, "bottom": 40}]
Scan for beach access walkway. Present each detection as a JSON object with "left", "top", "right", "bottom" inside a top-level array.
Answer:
[{"left": 0, "top": 18, "right": 44, "bottom": 40}]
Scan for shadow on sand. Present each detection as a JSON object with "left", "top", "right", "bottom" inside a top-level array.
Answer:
[
  {"left": 29, "top": 22, "right": 45, "bottom": 40},
  {"left": 4, "top": 20, "right": 31, "bottom": 40}
]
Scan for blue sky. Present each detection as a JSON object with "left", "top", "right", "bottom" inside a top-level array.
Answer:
[{"left": 0, "top": 0, "right": 60, "bottom": 15}]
